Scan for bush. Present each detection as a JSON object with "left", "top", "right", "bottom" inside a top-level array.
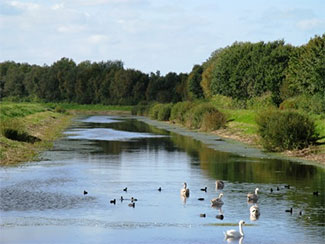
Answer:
[
  {"left": 201, "top": 110, "right": 227, "bottom": 131},
  {"left": 54, "top": 105, "right": 66, "bottom": 114},
  {"left": 131, "top": 104, "right": 149, "bottom": 116},
  {"left": 247, "top": 92, "right": 277, "bottom": 110},
  {"left": 280, "top": 94, "right": 325, "bottom": 115},
  {"left": 157, "top": 104, "right": 172, "bottom": 121},
  {"left": 149, "top": 103, "right": 164, "bottom": 120},
  {"left": 170, "top": 101, "right": 194, "bottom": 123},
  {"left": 187, "top": 103, "right": 220, "bottom": 129},
  {"left": 210, "top": 94, "right": 234, "bottom": 109},
  {"left": 256, "top": 110, "right": 319, "bottom": 151}
]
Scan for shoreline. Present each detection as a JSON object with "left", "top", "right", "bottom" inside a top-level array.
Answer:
[
  {"left": 1, "top": 110, "right": 324, "bottom": 168},
  {"left": 136, "top": 116, "right": 325, "bottom": 168}
]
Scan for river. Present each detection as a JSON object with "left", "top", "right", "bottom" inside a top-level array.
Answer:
[{"left": 1, "top": 115, "right": 324, "bottom": 244}]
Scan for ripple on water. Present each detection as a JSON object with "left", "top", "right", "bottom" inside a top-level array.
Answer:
[{"left": 0, "top": 187, "right": 95, "bottom": 211}]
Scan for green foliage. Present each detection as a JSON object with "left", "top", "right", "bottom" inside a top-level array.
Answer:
[
  {"left": 256, "top": 110, "right": 319, "bottom": 151},
  {"left": 210, "top": 94, "right": 234, "bottom": 109},
  {"left": 247, "top": 92, "right": 277, "bottom": 110},
  {"left": 131, "top": 102, "right": 150, "bottom": 116},
  {"left": 279, "top": 94, "right": 325, "bottom": 115},
  {"left": 149, "top": 103, "right": 164, "bottom": 120},
  {"left": 170, "top": 101, "right": 194, "bottom": 123},
  {"left": 201, "top": 110, "right": 227, "bottom": 131},
  {"left": 54, "top": 106, "right": 66, "bottom": 114},
  {"left": 283, "top": 34, "right": 325, "bottom": 99},
  {"left": 187, "top": 65, "right": 204, "bottom": 99},
  {"left": 0, "top": 102, "right": 48, "bottom": 120},
  {"left": 186, "top": 103, "right": 220, "bottom": 129},
  {"left": 209, "top": 41, "right": 293, "bottom": 104},
  {"left": 157, "top": 104, "right": 172, "bottom": 121}
]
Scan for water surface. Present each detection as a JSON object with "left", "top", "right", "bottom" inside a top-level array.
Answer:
[{"left": 1, "top": 115, "right": 324, "bottom": 244}]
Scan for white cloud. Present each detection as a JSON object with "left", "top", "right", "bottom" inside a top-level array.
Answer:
[
  {"left": 57, "top": 24, "right": 85, "bottom": 33},
  {"left": 51, "top": 3, "right": 64, "bottom": 10},
  {"left": 88, "top": 34, "right": 109, "bottom": 44},
  {"left": 10, "top": 1, "right": 40, "bottom": 11},
  {"left": 297, "top": 18, "right": 325, "bottom": 30}
]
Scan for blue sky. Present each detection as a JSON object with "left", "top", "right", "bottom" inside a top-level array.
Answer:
[{"left": 0, "top": 0, "right": 324, "bottom": 74}]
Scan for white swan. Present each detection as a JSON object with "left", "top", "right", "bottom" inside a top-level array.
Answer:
[
  {"left": 247, "top": 188, "right": 259, "bottom": 202},
  {"left": 180, "top": 182, "right": 190, "bottom": 197},
  {"left": 216, "top": 180, "right": 224, "bottom": 190},
  {"left": 250, "top": 205, "right": 260, "bottom": 220},
  {"left": 224, "top": 220, "right": 245, "bottom": 239},
  {"left": 211, "top": 193, "right": 224, "bottom": 207}
]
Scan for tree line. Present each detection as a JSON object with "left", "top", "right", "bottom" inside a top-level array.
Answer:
[{"left": 1, "top": 34, "right": 324, "bottom": 106}]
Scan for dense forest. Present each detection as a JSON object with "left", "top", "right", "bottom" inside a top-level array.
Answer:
[{"left": 0, "top": 34, "right": 324, "bottom": 109}]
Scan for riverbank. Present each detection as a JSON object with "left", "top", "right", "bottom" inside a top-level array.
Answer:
[
  {"left": 1, "top": 102, "right": 324, "bottom": 166},
  {"left": 136, "top": 116, "right": 325, "bottom": 167},
  {"left": 0, "top": 111, "right": 72, "bottom": 165},
  {"left": 0, "top": 102, "right": 131, "bottom": 165}
]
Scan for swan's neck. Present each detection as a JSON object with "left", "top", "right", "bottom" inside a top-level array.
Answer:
[
  {"left": 239, "top": 223, "right": 244, "bottom": 236},
  {"left": 255, "top": 189, "right": 258, "bottom": 195}
]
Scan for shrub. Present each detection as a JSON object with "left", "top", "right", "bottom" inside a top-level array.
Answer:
[
  {"left": 210, "top": 94, "right": 234, "bottom": 109},
  {"left": 256, "top": 110, "right": 319, "bottom": 151},
  {"left": 280, "top": 94, "right": 325, "bottom": 115},
  {"left": 170, "top": 101, "right": 194, "bottom": 123},
  {"left": 157, "top": 104, "right": 172, "bottom": 121},
  {"left": 54, "top": 105, "right": 66, "bottom": 114},
  {"left": 201, "top": 110, "right": 227, "bottom": 131},
  {"left": 131, "top": 104, "right": 149, "bottom": 116},
  {"left": 187, "top": 103, "right": 220, "bottom": 129},
  {"left": 247, "top": 92, "right": 277, "bottom": 110},
  {"left": 149, "top": 103, "right": 164, "bottom": 120}
]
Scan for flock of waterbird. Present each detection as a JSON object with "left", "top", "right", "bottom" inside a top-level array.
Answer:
[{"left": 83, "top": 180, "right": 320, "bottom": 241}]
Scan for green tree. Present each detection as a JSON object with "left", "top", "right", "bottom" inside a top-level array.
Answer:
[
  {"left": 282, "top": 34, "right": 325, "bottom": 99},
  {"left": 187, "top": 64, "right": 204, "bottom": 99}
]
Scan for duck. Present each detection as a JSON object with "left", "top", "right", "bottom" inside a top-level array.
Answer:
[
  {"left": 120, "top": 196, "right": 124, "bottom": 202},
  {"left": 198, "top": 198, "right": 205, "bottom": 201},
  {"left": 200, "top": 187, "right": 207, "bottom": 192},
  {"left": 224, "top": 220, "right": 245, "bottom": 239},
  {"left": 200, "top": 213, "right": 206, "bottom": 218},
  {"left": 270, "top": 188, "right": 273, "bottom": 193},
  {"left": 128, "top": 202, "right": 135, "bottom": 208},
  {"left": 180, "top": 182, "right": 190, "bottom": 197},
  {"left": 110, "top": 199, "right": 116, "bottom": 205},
  {"left": 131, "top": 197, "right": 138, "bottom": 202},
  {"left": 250, "top": 205, "right": 260, "bottom": 220},
  {"left": 211, "top": 193, "right": 224, "bottom": 207},
  {"left": 216, "top": 214, "right": 224, "bottom": 220},
  {"left": 313, "top": 191, "right": 319, "bottom": 196},
  {"left": 83, "top": 190, "right": 88, "bottom": 195},
  {"left": 285, "top": 208, "right": 293, "bottom": 214},
  {"left": 158, "top": 187, "right": 162, "bottom": 192},
  {"left": 216, "top": 180, "right": 224, "bottom": 190},
  {"left": 284, "top": 185, "right": 290, "bottom": 189},
  {"left": 247, "top": 188, "right": 259, "bottom": 202},
  {"left": 123, "top": 187, "right": 127, "bottom": 192}
]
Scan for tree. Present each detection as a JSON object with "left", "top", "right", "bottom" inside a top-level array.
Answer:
[
  {"left": 187, "top": 64, "right": 204, "bottom": 99},
  {"left": 282, "top": 34, "right": 325, "bottom": 99}
]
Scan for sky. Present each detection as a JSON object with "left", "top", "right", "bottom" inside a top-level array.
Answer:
[{"left": 0, "top": 0, "right": 324, "bottom": 74}]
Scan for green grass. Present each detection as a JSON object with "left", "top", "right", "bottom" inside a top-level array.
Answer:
[
  {"left": 220, "top": 109, "right": 258, "bottom": 135},
  {"left": 48, "top": 103, "right": 132, "bottom": 111},
  {"left": 0, "top": 102, "right": 48, "bottom": 120}
]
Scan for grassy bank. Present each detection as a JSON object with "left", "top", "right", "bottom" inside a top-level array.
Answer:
[
  {"left": 0, "top": 102, "right": 132, "bottom": 165},
  {"left": 133, "top": 102, "right": 325, "bottom": 164}
]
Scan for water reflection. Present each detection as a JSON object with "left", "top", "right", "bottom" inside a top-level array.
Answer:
[{"left": 1, "top": 116, "right": 324, "bottom": 244}]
